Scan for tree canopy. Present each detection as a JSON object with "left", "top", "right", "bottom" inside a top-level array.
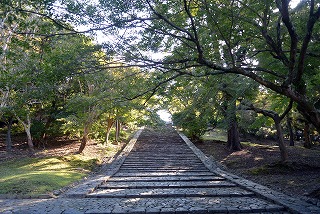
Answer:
[
  {"left": 78, "top": 0, "right": 319, "bottom": 131},
  {"left": 1, "top": 0, "right": 320, "bottom": 159}
]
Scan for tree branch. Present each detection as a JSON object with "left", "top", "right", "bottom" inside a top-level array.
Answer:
[
  {"left": 123, "top": 73, "right": 183, "bottom": 101},
  {"left": 295, "top": 3, "right": 320, "bottom": 85},
  {"left": 279, "top": 99, "right": 293, "bottom": 120},
  {"left": 183, "top": 0, "right": 203, "bottom": 59},
  {"left": 278, "top": 0, "right": 298, "bottom": 86}
]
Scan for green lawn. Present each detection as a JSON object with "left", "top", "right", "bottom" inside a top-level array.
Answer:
[
  {"left": 201, "top": 129, "right": 227, "bottom": 142},
  {"left": 0, "top": 155, "right": 98, "bottom": 196}
]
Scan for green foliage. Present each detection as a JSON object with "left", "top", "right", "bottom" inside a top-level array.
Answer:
[
  {"left": 172, "top": 109, "right": 208, "bottom": 140},
  {"left": 30, "top": 120, "right": 46, "bottom": 140},
  {"left": 201, "top": 129, "right": 227, "bottom": 142},
  {"left": 94, "top": 0, "right": 320, "bottom": 132},
  {"left": 2, "top": 0, "right": 320, "bottom": 149}
]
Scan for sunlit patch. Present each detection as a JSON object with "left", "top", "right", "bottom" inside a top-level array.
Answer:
[
  {"left": 230, "top": 150, "right": 252, "bottom": 158},
  {"left": 254, "top": 157, "right": 263, "bottom": 161},
  {"left": 0, "top": 155, "right": 98, "bottom": 196},
  {"left": 288, "top": 180, "right": 295, "bottom": 185}
]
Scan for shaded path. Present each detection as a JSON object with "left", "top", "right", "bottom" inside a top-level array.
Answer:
[
  {"left": 87, "top": 127, "right": 285, "bottom": 213},
  {"left": 0, "top": 127, "right": 319, "bottom": 213}
]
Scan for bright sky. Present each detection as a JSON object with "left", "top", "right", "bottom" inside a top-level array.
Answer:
[
  {"left": 157, "top": 109, "right": 172, "bottom": 123},
  {"left": 290, "top": 0, "right": 301, "bottom": 8}
]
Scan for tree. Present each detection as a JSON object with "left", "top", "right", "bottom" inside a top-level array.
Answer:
[
  {"left": 0, "top": 1, "right": 109, "bottom": 152},
  {"left": 167, "top": 76, "right": 216, "bottom": 140},
  {"left": 93, "top": 0, "right": 320, "bottom": 132},
  {"left": 243, "top": 98, "right": 293, "bottom": 162},
  {"left": 286, "top": 114, "right": 295, "bottom": 146}
]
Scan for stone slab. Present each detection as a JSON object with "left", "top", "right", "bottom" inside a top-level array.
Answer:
[
  {"left": 0, "top": 197, "right": 285, "bottom": 214},
  {"left": 109, "top": 175, "right": 225, "bottom": 182},
  {"left": 87, "top": 187, "right": 254, "bottom": 198},
  {"left": 99, "top": 180, "right": 237, "bottom": 189}
]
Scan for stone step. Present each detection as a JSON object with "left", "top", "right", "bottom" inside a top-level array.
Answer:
[
  {"left": 127, "top": 151, "right": 195, "bottom": 153},
  {"left": 119, "top": 168, "right": 208, "bottom": 171},
  {"left": 125, "top": 156, "right": 198, "bottom": 159},
  {"left": 121, "top": 166, "right": 208, "bottom": 171},
  {"left": 124, "top": 158, "right": 202, "bottom": 165},
  {"left": 120, "top": 166, "right": 206, "bottom": 169},
  {"left": 108, "top": 175, "right": 225, "bottom": 182},
  {"left": 99, "top": 180, "right": 236, "bottom": 189},
  {"left": 122, "top": 160, "right": 203, "bottom": 163},
  {"left": 124, "top": 158, "right": 202, "bottom": 164},
  {"left": 124, "top": 159, "right": 200, "bottom": 162},
  {"left": 121, "top": 164, "right": 205, "bottom": 167},
  {"left": 120, "top": 163, "right": 205, "bottom": 167},
  {"left": 129, "top": 150, "right": 194, "bottom": 153},
  {"left": 117, "top": 171, "right": 212, "bottom": 174},
  {"left": 80, "top": 197, "right": 285, "bottom": 213},
  {"left": 89, "top": 187, "right": 254, "bottom": 198},
  {"left": 114, "top": 172, "right": 215, "bottom": 177},
  {"left": 118, "top": 168, "right": 209, "bottom": 172}
]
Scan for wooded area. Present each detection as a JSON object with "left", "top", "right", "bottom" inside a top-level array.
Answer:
[{"left": 1, "top": 0, "right": 320, "bottom": 164}]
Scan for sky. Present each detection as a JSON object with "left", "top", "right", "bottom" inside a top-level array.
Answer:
[
  {"left": 157, "top": 109, "right": 172, "bottom": 123},
  {"left": 290, "top": 0, "right": 301, "bottom": 8}
]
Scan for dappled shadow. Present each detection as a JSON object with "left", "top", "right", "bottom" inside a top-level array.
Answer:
[{"left": 194, "top": 137, "right": 320, "bottom": 200}]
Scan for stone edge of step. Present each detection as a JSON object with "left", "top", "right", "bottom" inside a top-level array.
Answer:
[
  {"left": 63, "top": 127, "right": 145, "bottom": 198},
  {"left": 178, "top": 130, "right": 320, "bottom": 214}
]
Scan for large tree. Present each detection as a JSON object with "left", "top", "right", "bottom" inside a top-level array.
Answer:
[
  {"left": 3, "top": 0, "right": 319, "bottom": 137},
  {"left": 90, "top": 0, "right": 320, "bottom": 132}
]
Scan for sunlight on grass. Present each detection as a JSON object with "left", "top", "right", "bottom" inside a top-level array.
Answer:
[
  {"left": 241, "top": 141, "right": 279, "bottom": 150},
  {"left": 0, "top": 155, "right": 98, "bottom": 196},
  {"left": 254, "top": 157, "right": 264, "bottom": 161},
  {"left": 247, "top": 166, "right": 269, "bottom": 175},
  {"left": 201, "top": 129, "right": 227, "bottom": 142}
]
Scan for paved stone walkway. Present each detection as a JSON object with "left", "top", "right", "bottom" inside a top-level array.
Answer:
[{"left": 0, "top": 127, "right": 319, "bottom": 213}]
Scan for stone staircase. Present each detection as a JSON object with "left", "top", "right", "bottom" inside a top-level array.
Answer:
[
  {"left": 85, "top": 128, "right": 287, "bottom": 213},
  {"left": 2, "top": 127, "right": 320, "bottom": 213}
]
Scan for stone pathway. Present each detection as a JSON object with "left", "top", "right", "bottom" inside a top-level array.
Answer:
[{"left": 0, "top": 127, "right": 319, "bottom": 213}]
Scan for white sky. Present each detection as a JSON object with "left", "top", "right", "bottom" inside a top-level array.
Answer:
[
  {"left": 290, "top": 0, "right": 301, "bottom": 8},
  {"left": 157, "top": 109, "right": 172, "bottom": 123}
]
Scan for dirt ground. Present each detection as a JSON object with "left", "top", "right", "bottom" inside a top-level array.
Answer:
[
  {"left": 0, "top": 135, "right": 125, "bottom": 164},
  {"left": 194, "top": 137, "right": 320, "bottom": 205}
]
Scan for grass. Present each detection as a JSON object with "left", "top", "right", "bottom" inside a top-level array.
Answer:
[
  {"left": 0, "top": 155, "right": 98, "bottom": 196},
  {"left": 246, "top": 162, "right": 310, "bottom": 175},
  {"left": 0, "top": 127, "right": 137, "bottom": 197},
  {"left": 201, "top": 129, "right": 227, "bottom": 142},
  {"left": 247, "top": 166, "right": 270, "bottom": 175}
]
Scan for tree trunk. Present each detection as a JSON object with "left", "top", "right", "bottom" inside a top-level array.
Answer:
[
  {"left": 225, "top": 96, "right": 242, "bottom": 151},
  {"left": 245, "top": 102, "right": 291, "bottom": 162},
  {"left": 104, "top": 118, "right": 114, "bottom": 146},
  {"left": 274, "top": 116, "right": 288, "bottom": 162},
  {"left": 227, "top": 119, "right": 242, "bottom": 151},
  {"left": 6, "top": 116, "right": 13, "bottom": 153},
  {"left": 42, "top": 101, "right": 57, "bottom": 140},
  {"left": 42, "top": 117, "right": 52, "bottom": 140},
  {"left": 303, "top": 122, "right": 312, "bottom": 149},
  {"left": 16, "top": 114, "right": 35, "bottom": 153},
  {"left": 286, "top": 116, "right": 294, "bottom": 146},
  {"left": 115, "top": 120, "right": 121, "bottom": 143},
  {"left": 25, "top": 127, "right": 35, "bottom": 154},
  {"left": 78, "top": 124, "right": 90, "bottom": 153},
  {"left": 296, "top": 103, "right": 320, "bottom": 134},
  {"left": 42, "top": 114, "right": 54, "bottom": 140}
]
